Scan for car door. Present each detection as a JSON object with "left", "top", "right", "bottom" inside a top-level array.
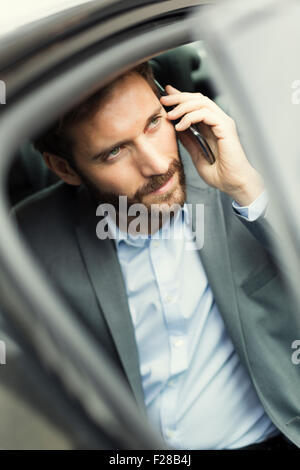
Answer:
[{"left": 0, "top": 0, "right": 210, "bottom": 449}]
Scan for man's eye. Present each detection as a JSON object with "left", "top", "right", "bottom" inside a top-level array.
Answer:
[
  {"left": 149, "top": 116, "right": 161, "bottom": 128},
  {"left": 107, "top": 146, "right": 121, "bottom": 160}
]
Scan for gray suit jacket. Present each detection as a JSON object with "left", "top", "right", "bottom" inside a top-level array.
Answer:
[{"left": 12, "top": 147, "right": 300, "bottom": 448}]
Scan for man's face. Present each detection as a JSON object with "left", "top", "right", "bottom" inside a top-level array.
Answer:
[{"left": 70, "top": 73, "right": 186, "bottom": 225}]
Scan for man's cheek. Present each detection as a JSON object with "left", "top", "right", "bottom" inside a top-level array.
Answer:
[{"left": 100, "top": 178, "right": 137, "bottom": 198}]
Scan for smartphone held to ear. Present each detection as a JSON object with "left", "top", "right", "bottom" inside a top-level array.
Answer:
[{"left": 154, "top": 79, "right": 215, "bottom": 165}]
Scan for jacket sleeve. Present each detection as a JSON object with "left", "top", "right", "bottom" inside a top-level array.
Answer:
[{"left": 233, "top": 198, "right": 289, "bottom": 278}]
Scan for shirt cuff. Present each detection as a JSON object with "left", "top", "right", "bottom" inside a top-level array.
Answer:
[{"left": 232, "top": 190, "right": 269, "bottom": 222}]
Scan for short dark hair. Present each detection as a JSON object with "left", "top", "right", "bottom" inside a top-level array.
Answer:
[{"left": 34, "top": 62, "right": 158, "bottom": 168}]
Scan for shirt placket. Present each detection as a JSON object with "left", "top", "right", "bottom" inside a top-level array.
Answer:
[{"left": 149, "top": 236, "right": 188, "bottom": 447}]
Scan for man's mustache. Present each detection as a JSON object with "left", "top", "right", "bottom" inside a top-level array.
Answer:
[{"left": 135, "top": 160, "right": 183, "bottom": 199}]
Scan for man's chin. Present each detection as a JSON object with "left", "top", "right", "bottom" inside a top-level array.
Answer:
[{"left": 145, "top": 188, "right": 186, "bottom": 211}]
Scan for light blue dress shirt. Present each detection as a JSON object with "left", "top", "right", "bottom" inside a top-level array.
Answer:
[{"left": 107, "top": 189, "right": 280, "bottom": 449}]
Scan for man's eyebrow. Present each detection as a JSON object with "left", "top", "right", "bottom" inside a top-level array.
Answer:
[{"left": 90, "top": 105, "right": 163, "bottom": 161}]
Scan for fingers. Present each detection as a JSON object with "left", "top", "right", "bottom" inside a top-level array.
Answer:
[
  {"left": 167, "top": 98, "right": 224, "bottom": 121},
  {"left": 174, "top": 108, "right": 232, "bottom": 142},
  {"left": 161, "top": 85, "right": 236, "bottom": 142},
  {"left": 164, "top": 84, "right": 179, "bottom": 95},
  {"left": 161, "top": 86, "right": 229, "bottom": 120},
  {"left": 175, "top": 108, "right": 218, "bottom": 131}
]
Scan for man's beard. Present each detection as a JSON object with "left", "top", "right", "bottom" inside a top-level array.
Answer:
[{"left": 79, "top": 140, "right": 187, "bottom": 233}]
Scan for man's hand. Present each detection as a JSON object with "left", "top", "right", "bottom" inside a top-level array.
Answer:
[{"left": 160, "top": 85, "right": 264, "bottom": 206}]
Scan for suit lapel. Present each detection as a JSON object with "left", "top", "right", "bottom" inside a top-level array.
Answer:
[
  {"left": 185, "top": 180, "right": 243, "bottom": 356},
  {"left": 181, "top": 143, "right": 240, "bottom": 327},
  {"left": 75, "top": 186, "right": 147, "bottom": 416}
]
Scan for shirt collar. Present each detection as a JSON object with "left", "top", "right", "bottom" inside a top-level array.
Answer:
[{"left": 106, "top": 203, "right": 190, "bottom": 249}]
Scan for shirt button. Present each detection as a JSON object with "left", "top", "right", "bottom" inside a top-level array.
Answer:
[
  {"left": 174, "top": 338, "right": 184, "bottom": 347},
  {"left": 166, "top": 295, "right": 173, "bottom": 303},
  {"left": 165, "top": 430, "right": 174, "bottom": 438},
  {"left": 168, "top": 379, "right": 175, "bottom": 387},
  {"left": 153, "top": 241, "right": 159, "bottom": 248}
]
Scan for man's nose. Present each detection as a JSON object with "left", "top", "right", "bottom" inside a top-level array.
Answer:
[{"left": 134, "top": 139, "right": 170, "bottom": 176}]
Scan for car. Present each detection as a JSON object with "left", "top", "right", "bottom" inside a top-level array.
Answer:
[
  {"left": 0, "top": 0, "right": 217, "bottom": 450},
  {"left": 1, "top": 0, "right": 299, "bottom": 451}
]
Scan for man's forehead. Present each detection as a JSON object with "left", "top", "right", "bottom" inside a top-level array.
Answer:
[{"left": 84, "top": 74, "right": 160, "bottom": 139}]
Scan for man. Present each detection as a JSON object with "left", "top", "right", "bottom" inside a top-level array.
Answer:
[{"left": 13, "top": 62, "right": 300, "bottom": 450}]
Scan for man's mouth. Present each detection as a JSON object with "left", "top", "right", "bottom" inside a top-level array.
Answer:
[{"left": 149, "top": 174, "right": 175, "bottom": 194}]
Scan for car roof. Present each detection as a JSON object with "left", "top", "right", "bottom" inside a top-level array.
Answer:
[{"left": 0, "top": 0, "right": 100, "bottom": 37}]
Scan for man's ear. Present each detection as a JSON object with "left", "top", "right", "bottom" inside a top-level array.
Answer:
[{"left": 43, "top": 152, "right": 82, "bottom": 186}]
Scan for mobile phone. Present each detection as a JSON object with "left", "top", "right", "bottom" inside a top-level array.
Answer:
[{"left": 155, "top": 79, "right": 215, "bottom": 165}]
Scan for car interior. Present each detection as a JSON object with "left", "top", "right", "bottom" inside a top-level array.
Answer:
[{"left": 2, "top": 0, "right": 300, "bottom": 452}]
